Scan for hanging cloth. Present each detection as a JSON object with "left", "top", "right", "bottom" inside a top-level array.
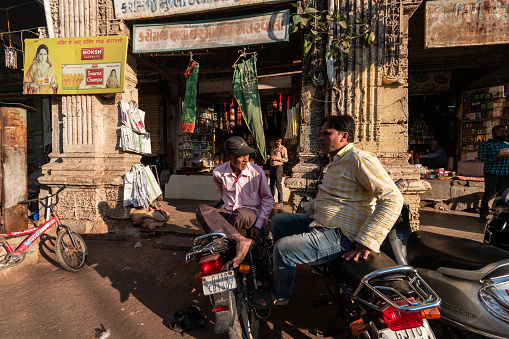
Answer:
[
  {"left": 232, "top": 55, "right": 267, "bottom": 163},
  {"left": 182, "top": 61, "right": 199, "bottom": 133}
]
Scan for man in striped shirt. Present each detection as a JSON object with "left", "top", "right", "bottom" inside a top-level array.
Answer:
[
  {"left": 478, "top": 125, "right": 509, "bottom": 223},
  {"left": 251, "top": 115, "right": 403, "bottom": 308}
]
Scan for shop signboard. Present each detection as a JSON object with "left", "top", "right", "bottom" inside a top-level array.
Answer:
[
  {"left": 23, "top": 36, "right": 128, "bottom": 95},
  {"left": 133, "top": 10, "right": 289, "bottom": 53},
  {"left": 425, "top": 0, "right": 509, "bottom": 48},
  {"left": 113, "top": 0, "right": 289, "bottom": 20},
  {"left": 408, "top": 72, "right": 451, "bottom": 93}
]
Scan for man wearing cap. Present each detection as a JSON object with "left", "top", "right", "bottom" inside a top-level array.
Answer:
[{"left": 196, "top": 136, "right": 274, "bottom": 267}]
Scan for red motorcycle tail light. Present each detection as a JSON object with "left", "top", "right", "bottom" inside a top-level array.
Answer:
[
  {"left": 214, "top": 305, "right": 229, "bottom": 312},
  {"left": 381, "top": 305, "right": 423, "bottom": 331},
  {"left": 199, "top": 253, "right": 224, "bottom": 276}
]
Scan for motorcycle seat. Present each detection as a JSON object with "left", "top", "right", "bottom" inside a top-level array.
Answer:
[
  {"left": 407, "top": 230, "right": 509, "bottom": 271},
  {"left": 330, "top": 252, "right": 402, "bottom": 289}
]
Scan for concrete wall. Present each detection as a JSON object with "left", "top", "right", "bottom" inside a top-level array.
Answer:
[{"left": 420, "top": 179, "right": 484, "bottom": 211}]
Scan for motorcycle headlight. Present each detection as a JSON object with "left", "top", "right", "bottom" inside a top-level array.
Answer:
[{"left": 479, "top": 284, "right": 509, "bottom": 323}]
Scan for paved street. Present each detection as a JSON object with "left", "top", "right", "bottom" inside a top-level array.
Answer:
[{"left": 0, "top": 201, "right": 487, "bottom": 339}]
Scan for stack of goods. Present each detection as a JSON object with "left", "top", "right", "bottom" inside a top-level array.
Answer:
[{"left": 119, "top": 100, "right": 152, "bottom": 154}]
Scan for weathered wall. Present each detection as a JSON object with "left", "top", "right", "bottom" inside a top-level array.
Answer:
[
  {"left": 39, "top": 0, "right": 139, "bottom": 233},
  {"left": 286, "top": 0, "right": 428, "bottom": 231}
]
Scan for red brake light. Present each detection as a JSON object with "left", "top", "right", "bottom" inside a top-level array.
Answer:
[
  {"left": 199, "top": 253, "right": 224, "bottom": 276},
  {"left": 381, "top": 305, "right": 423, "bottom": 331},
  {"left": 214, "top": 305, "right": 229, "bottom": 312}
]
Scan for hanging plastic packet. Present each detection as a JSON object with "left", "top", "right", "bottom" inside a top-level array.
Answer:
[
  {"left": 229, "top": 100, "right": 236, "bottom": 130},
  {"left": 279, "top": 94, "right": 283, "bottom": 112},
  {"left": 237, "top": 106, "right": 242, "bottom": 126},
  {"left": 223, "top": 102, "right": 228, "bottom": 131}
]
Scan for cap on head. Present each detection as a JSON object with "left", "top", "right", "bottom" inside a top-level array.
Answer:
[{"left": 224, "top": 136, "right": 255, "bottom": 156}]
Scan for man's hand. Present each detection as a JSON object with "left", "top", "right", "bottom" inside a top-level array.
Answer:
[
  {"left": 342, "top": 242, "right": 371, "bottom": 262},
  {"left": 247, "top": 226, "right": 262, "bottom": 242}
]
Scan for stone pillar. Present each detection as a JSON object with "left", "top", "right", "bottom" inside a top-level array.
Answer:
[
  {"left": 286, "top": 0, "right": 429, "bottom": 230},
  {"left": 38, "top": 0, "right": 139, "bottom": 233}
]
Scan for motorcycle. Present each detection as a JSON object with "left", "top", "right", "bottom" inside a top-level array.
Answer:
[
  {"left": 185, "top": 228, "right": 273, "bottom": 339},
  {"left": 382, "top": 191, "right": 509, "bottom": 338},
  {"left": 308, "top": 236, "right": 441, "bottom": 339},
  {"left": 297, "top": 196, "right": 441, "bottom": 339}
]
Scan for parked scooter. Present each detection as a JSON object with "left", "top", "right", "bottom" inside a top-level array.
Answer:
[
  {"left": 484, "top": 188, "right": 509, "bottom": 252},
  {"left": 186, "top": 229, "right": 273, "bottom": 339},
  {"left": 382, "top": 185, "right": 509, "bottom": 338}
]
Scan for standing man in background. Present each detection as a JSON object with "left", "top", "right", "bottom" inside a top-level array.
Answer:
[
  {"left": 269, "top": 137, "right": 288, "bottom": 207},
  {"left": 478, "top": 125, "right": 509, "bottom": 223}
]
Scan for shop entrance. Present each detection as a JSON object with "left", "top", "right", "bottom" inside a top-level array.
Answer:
[{"left": 134, "top": 24, "right": 303, "bottom": 200}]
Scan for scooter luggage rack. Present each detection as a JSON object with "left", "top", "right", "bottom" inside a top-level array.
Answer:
[
  {"left": 185, "top": 232, "right": 230, "bottom": 263},
  {"left": 353, "top": 265, "right": 441, "bottom": 315}
]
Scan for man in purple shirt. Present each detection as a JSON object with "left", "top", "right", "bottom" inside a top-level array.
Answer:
[{"left": 196, "top": 136, "right": 274, "bottom": 267}]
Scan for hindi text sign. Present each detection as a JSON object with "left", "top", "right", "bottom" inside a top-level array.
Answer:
[
  {"left": 133, "top": 10, "right": 289, "bottom": 53},
  {"left": 425, "top": 0, "right": 509, "bottom": 48},
  {"left": 114, "top": 0, "right": 289, "bottom": 20}
]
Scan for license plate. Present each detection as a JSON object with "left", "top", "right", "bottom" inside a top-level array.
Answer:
[
  {"left": 202, "top": 270, "right": 236, "bottom": 296},
  {"left": 378, "top": 321, "right": 435, "bottom": 339}
]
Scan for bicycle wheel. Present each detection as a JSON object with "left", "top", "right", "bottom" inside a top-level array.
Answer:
[{"left": 55, "top": 230, "right": 88, "bottom": 272}]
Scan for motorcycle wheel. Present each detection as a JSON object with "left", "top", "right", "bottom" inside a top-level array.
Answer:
[{"left": 228, "top": 289, "right": 260, "bottom": 339}]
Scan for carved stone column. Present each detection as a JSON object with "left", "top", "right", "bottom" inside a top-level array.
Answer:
[
  {"left": 286, "top": 0, "right": 429, "bottom": 230},
  {"left": 39, "top": 0, "right": 139, "bottom": 233}
]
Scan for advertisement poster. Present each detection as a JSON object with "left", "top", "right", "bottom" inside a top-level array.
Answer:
[
  {"left": 133, "top": 10, "right": 289, "bottom": 53},
  {"left": 23, "top": 36, "right": 128, "bottom": 95}
]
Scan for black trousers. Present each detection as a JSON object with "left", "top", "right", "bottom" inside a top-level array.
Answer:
[
  {"left": 480, "top": 173, "right": 509, "bottom": 217},
  {"left": 270, "top": 165, "right": 283, "bottom": 203}
]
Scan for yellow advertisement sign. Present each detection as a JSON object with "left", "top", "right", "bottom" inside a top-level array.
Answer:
[{"left": 23, "top": 35, "right": 128, "bottom": 95}]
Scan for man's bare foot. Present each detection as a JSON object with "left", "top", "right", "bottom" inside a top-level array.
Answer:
[{"left": 232, "top": 235, "right": 255, "bottom": 268}]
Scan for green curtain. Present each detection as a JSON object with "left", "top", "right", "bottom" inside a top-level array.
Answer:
[
  {"left": 182, "top": 62, "right": 199, "bottom": 133},
  {"left": 233, "top": 56, "right": 267, "bottom": 163}
]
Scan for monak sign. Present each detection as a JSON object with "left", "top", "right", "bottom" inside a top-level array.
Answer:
[
  {"left": 114, "top": 0, "right": 289, "bottom": 20},
  {"left": 133, "top": 10, "right": 289, "bottom": 53}
]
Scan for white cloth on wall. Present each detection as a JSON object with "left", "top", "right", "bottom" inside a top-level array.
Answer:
[{"left": 123, "top": 164, "right": 162, "bottom": 208}]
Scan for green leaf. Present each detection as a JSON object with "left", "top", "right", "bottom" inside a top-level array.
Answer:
[
  {"left": 303, "top": 38, "right": 313, "bottom": 54},
  {"left": 305, "top": 6, "right": 318, "bottom": 14},
  {"left": 338, "top": 20, "right": 347, "bottom": 29},
  {"left": 301, "top": 17, "right": 309, "bottom": 26},
  {"left": 318, "top": 22, "right": 327, "bottom": 28},
  {"left": 310, "top": 29, "right": 318, "bottom": 35},
  {"left": 289, "top": 22, "right": 298, "bottom": 34},
  {"left": 293, "top": 15, "right": 302, "bottom": 25},
  {"left": 291, "top": 2, "right": 298, "bottom": 7}
]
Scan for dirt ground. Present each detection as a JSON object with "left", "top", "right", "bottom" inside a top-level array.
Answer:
[
  {"left": 0, "top": 233, "right": 350, "bottom": 339},
  {"left": 0, "top": 203, "right": 485, "bottom": 339}
]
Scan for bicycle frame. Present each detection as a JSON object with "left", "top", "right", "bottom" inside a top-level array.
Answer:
[{"left": 1, "top": 212, "right": 61, "bottom": 253}]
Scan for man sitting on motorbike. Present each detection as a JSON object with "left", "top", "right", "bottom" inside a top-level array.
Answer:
[
  {"left": 253, "top": 115, "right": 403, "bottom": 308},
  {"left": 196, "top": 136, "right": 274, "bottom": 268}
]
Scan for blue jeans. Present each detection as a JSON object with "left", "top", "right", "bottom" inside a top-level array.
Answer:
[{"left": 271, "top": 213, "right": 354, "bottom": 300}]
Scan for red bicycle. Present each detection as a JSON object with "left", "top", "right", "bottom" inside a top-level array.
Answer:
[{"left": 0, "top": 186, "right": 88, "bottom": 272}]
